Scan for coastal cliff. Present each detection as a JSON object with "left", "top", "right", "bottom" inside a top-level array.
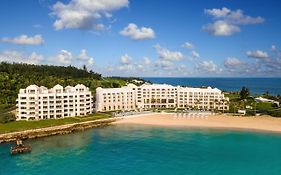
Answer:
[{"left": 0, "top": 118, "right": 118, "bottom": 143}]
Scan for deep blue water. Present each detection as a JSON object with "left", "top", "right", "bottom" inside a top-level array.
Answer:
[
  {"left": 143, "top": 77, "right": 281, "bottom": 95},
  {"left": 1, "top": 125, "right": 281, "bottom": 175}
]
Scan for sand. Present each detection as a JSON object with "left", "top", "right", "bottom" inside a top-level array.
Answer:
[{"left": 114, "top": 113, "right": 281, "bottom": 133}]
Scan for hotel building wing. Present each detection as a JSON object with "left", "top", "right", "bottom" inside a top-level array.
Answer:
[
  {"left": 95, "top": 84, "right": 229, "bottom": 112},
  {"left": 17, "top": 84, "right": 93, "bottom": 120}
]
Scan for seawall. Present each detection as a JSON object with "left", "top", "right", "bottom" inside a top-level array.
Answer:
[{"left": 0, "top": 118, "right": 118, "bottom": 143}]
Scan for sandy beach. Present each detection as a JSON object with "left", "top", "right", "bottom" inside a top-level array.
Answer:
[{"left": 114, "top": 113, "right": 281, "bottom": 133}]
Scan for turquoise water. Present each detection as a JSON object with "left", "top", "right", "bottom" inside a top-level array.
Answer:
[
  {"left": 144, "top": 77, "right": 281, "bottom": 95},
  {"left": 1, "top": 125, "right": 281, "bottom": 175}
]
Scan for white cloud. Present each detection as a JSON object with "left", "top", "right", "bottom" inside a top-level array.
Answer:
[
  {"left": 196, "top": 60, "right": 222, "bottom": 73},
  {"left": 78, "top": 49, "right": 93, "bottom": 61},
  {"left": 205, "top": 7, "right": 264, "bottom": 25},
  {"left": 87, "top": 58, "right": 94, "bottom": 66},
  {"left": 271, "top": 45, "right": 277, "bottom": 51},
  {"left": 0, "top": 49, "right": 96, "bottom": 70},
  {"left": 2, "top": 34, "right": 44, "bottom": 45},
  {"left": 182, "top": 42, "right": 194, "bottom": 49},
  {"left": 224, "top": 57, "right": 244, "bottom": 67},
  {"left": 203, "top": 20, "right": 240, "bottom": 36},
  {"left": 77, "top": 49, "right": 95, "bottom": 66},
  {"left": 97, "top": 45, "right": 281, "bottom": 77},
  {"left": 177, "top": 64, "right": 188, "bottom": 72},
  {"left": 155, "top": 59, "right": 174, "bottom": 70},
  {"left": 223, "top": 46, "right": 281, "bottom": 75},
  {"left": 191, "top": 51, "right": 200, "bottom": 58},
  {"left": 56, "top": 50, "right": 73, "bottom": 64},
  {"left": 0, "top": 50, "right": 44, "bottom": 64},
  {"left": 120, "top": 54, "right": 131, "bottom": 64},
  {"left": 203, "top": 7, "right": 264, "bottom": 36},
  {"left": 204, "top": 7, "right": 231, "bottom": 18},
  {"left": 53, "top": 49, "right": 95, "bottom": 67},
  {"left": 154, "top": 44, "right": 183, "bottom": 61},
  {"left": 143, "top": 57, "right": 151, "bottom": 65},
  {"left": 223, "top": 57, "right": 263, "bottom": 75},
  {"left": 29, "top": 52, "right": 44, "bottom": 63},
  {"left": 104, "top": 12, "right": 112, "bottom": 18},
  {"left": 118, "top": 64, "right": 134, "bottom": 71},
  {"left": 223, "top": 57, "right": 251, "bottom": 74},
  {"left": 51, "top": 0, "right": 129, "bottom": 30},
  {"left": 120, "top": 23, "right": 155, "bottom": 40},
  {"left": 246, "top": 50, "right": 269, "bottom": 59},
  {"left": 224, "top": 9, "right": 264, "bottom": 25}
]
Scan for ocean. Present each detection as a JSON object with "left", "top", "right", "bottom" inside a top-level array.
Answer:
[
  {"left": 143, "top": 77, "right": 281, "bottom": 95},
  {"left": 1, "top": 125, "right": 281, "bottom": 175}
]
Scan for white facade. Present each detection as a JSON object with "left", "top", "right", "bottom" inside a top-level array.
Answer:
[
  {"left": 95, "top": 84, "right": 229, "bottom": 112},
  {"left": 135, "top": 84, "right": 178, "bottom": 109},
  {"left": 255, "top": 97, "right": 279, "bottom": 106},
  {"left": 17, "top": 84, "right": 93, "bottom": 120},
  {"left": 96, "top": 84, "right": 137, "bottom": 112},
  {"left": 177, "top": 86, "right": 229, "bottom": 111}
]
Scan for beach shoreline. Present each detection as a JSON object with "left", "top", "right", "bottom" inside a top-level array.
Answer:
[
  {"left": 2, "top": 113, "right": 281, "bottom": 144},
  {"left": 114, "top": 113, "right": 281, "bottom": 134}
]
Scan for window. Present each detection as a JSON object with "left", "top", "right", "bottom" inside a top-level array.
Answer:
[
  {"left": 168, "top": 99, "right": 174, "bottom": 103},
  {"left": 29, "top": 90, "right": 36, "bottom": 93}
]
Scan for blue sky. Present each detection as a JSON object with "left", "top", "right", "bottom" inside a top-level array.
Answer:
[{"left": 0, "top": 0, "right": 281, "bottom": 77}]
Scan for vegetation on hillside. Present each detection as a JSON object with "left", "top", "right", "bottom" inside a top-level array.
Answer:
[
  {"left": 109, "top": 76, "right": 151, "bottom": 86},
  {"left": 226, "top": 87, "right": 281, "bottom": 117}
]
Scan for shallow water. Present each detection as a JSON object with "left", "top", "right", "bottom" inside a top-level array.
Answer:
[{"left": 1, "top": 124, "right": 281, "bottom": 175}]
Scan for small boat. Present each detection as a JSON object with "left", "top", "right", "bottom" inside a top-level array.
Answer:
[{"left": 10, "top": 139, "right": 32, "bottom": 155}]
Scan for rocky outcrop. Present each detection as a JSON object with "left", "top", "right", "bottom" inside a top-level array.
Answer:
[{"left": 0, "top": 118, "right": 118, "bottom": 143}]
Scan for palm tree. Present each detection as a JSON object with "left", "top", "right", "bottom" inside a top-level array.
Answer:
[
  {"left": 224, "top": 100, "right": 230, "bottom": 113},
  {"left": 232, "top": 101, "right": 237, "bottom": 114}
]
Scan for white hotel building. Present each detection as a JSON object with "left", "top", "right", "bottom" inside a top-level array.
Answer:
[
  {"left": 96, "top": 84, "right": 229, "bottom": 112},
  {"left": 17, "top": 84, "right": 93, "bottom": 120}
]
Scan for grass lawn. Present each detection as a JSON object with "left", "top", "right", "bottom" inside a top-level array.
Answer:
[
  {"left": 256, "top": 102, "right": 275, "bottom": 110},
  {"left": 0, "top": 112, "right": 112, "bottom": 134},
  {"left": 225, "top": 94, "right": 240, "bottom": 101}
]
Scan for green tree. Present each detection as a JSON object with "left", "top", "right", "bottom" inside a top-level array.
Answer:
[
  {"left": 83, "top": 65, "right": 87, "bottom": 72},
  {"left": 239, "top": 86, "right": 250, "bottom": 100}
]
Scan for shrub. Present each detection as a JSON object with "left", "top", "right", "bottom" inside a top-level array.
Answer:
[
  {"left": 268, "top": 110, "right": 281, "bottom": 117},
  {"left": 0, "top": 112, "right": 16, "bottom": 123}
]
